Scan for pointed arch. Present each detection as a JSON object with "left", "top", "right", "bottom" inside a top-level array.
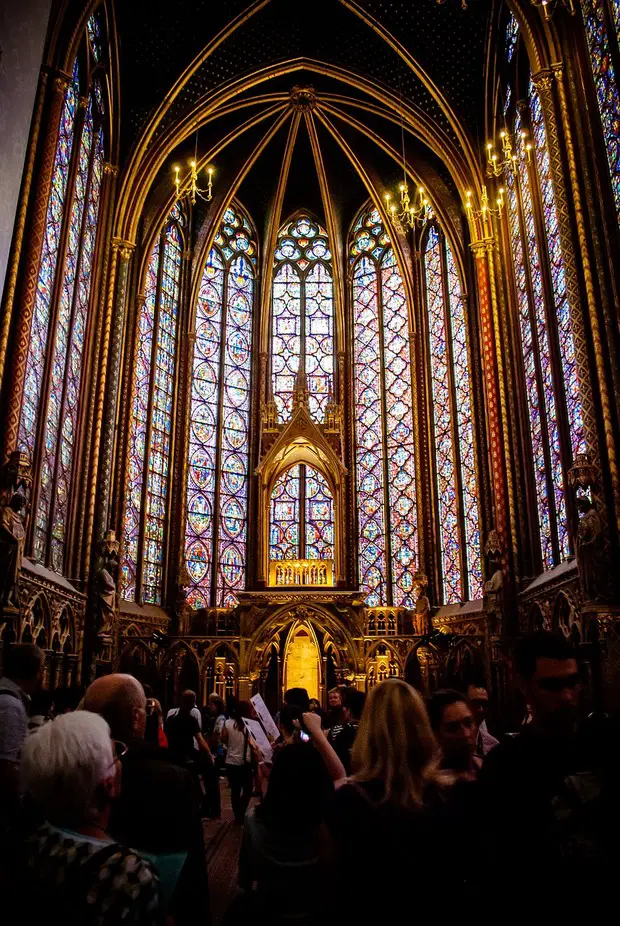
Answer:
[
  {"left": 17, "top": 10, "right": 111, "bottom": 573},
  {"left": 350, "top": 203, "right": 417, "bottom": 608},
  {"left": 183, "top": 201, "right": 258, "bottom": 609},
  {"left": 271, "top": 212, "right": 334, "bottom": 422},
  {"left": 421, "top": 221, "right": 482, "bottom": 604},
  {"left": 121, "top": 203, "right": 187, "bottom": 605}
]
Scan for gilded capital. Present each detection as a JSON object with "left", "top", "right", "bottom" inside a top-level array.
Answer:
[
  {"left": 532, "top": 69, "right": 554, "bottom": 95},
  {"left": 53, "top": 71, "right": 72, "bottom": 94},
  {"left": 112, "top": 238, "right": 136, "bottom": 261},
  {"left": 103, "top": 163, "right": 119, "bottom": 176}
]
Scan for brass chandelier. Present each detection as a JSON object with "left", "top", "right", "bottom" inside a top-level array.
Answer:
[
  {"left": 172, "top": 132, "right": 214, "bottom": 206},
  {"left": 384, "top": 95, "right": 433, "bottom": 233}
]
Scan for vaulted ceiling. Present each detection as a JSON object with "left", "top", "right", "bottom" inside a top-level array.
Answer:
[{"left": 112, "top": 0, "right": 496, "bottom": 245}]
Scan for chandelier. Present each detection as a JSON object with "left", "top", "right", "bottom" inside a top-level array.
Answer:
[
  {"left": 384, "top": 183, "right": 432, "bottom": 232},
  {"left": 530, "top": 0, "right": 576, "bottom": 19},
  {"left": 172, "top": 132, "right": 214, "bottom": 206},
  {"left": 486, "top": 128, "right": 532, "bottom": 177},
  {"left": 384, "top": 93, "right": 433, "bottom": 232},
  {"left": 465, "top": 185, "right": 505, "bottom": 225}
]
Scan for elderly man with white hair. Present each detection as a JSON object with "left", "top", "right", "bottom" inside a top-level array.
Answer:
[{"left": 18, "top": 710, "right": 163, "bottom": 925}]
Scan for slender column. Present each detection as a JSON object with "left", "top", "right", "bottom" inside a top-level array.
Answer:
[
  {"left": 4, "top": 71, "right": 73, "bottom": 458},
  {"left": 74, "top": 162, "right": 118, "bottom": 580},
  {"left": 487, "top": 236, "right": 517, "bottom": 566},
  {"left": 96, "top": 240, "right": 134, "bottom": 542},
  {"left": 552, "top": 64, "right": 620, "bottom": 530},
  {"left": 0, "top": 67, "right": 49, "bottom": 388},
  {"left": 471, "top": 242, "right": 508, "bottom": 550}
]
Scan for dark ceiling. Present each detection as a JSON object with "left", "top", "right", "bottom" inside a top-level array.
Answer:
[
  {"left": 114, "top": 0, "right": 493, "bottom": 242},
  {"left": 115, "top": 0, "right": 492, "bottom": 162}
]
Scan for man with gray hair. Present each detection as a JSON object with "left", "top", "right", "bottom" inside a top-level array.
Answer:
[
  {"left": 84, "top": 674, "right": 210, "bottom": 925},
  {"left": 18, "top": 711, "right": 162, "bottom": 923}
]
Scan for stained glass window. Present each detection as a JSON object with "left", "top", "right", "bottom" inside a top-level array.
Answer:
[
  {"left": 271, "top": 215, "right": 333, "bottom": 421},
  {"left": 581, "top": 0, "right": 620, "bottom": 223},
  {"left": 504, "top": 82, "right": 586, "bottom": 568},
  {"left": 269, "top": 464, "right": 334, "bottom": 562},
  {"left": 184, "top": 206, "right": 257, "bottom": 609},
  {"left": 87, "top": 12, "right": 102, "bottom": 62},
  {"left": 423, "top": 226, "right": 482, "bottom": 603},
  {"left": 506, "top": 12, "right": 519, "bottom": 62},
  {"left": 351, "top": 207, "right": 417, "bottom": 608},
  {"left": 121, "top": 210, "right": 185, "bottom": 605},
  {"left": 18, "top": 21, "right": 108, "bottom": 573}
]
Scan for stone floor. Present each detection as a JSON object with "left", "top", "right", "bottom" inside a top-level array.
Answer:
[{"left": 202, "top": 780, "right": 251, "bottom": 924}]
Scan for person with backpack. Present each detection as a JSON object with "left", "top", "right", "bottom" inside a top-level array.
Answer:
[{"left": 18, "top": 710, "right": 164, "bottom": 925}]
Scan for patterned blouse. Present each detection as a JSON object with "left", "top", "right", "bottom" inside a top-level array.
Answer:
[{"left": 24, "top": 823, "right": 163, "bottom": 925}]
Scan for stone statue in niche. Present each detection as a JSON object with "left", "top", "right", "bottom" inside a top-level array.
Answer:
[
  {"left": 483, "top": 530, "right": 504, "bottom": 637},
  {"left": 95, "top": 530, "right": 119, "bottom": 640},
  {"left": 575, "top": 496, "right": 606, "bottom": 602},
  {"left": 413, "top": 572, "right": 432, "bottom": 637},
  {"left": 0, "top": 492, "right": 27, "bottom": 609},
  {"left": 0, "top": 451, "right": 31, "bottom": 611}
]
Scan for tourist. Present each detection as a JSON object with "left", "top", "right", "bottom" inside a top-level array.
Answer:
[
  {"left": 0, "top": 643, "right": 44, "bottom": 830},
  {"left": 283, "top": 687, "right": 310, "bottom": 712},
  {"left": 427, "top": 689, "right": 481, "bottom": 780},
  {"left": 222, "top": 701, "right": 255, "bottom": 824},
  {"left": 18, "top": 710, "right": 163, "bottom": 924},
  {"left": 84, "top": 674, "right": 210, "bottom": 925},
  {"left": 308, "top": 697, "right": 324, "bottom": 723},
  {"left": 166, "top": 688, "right": 202, "bottom": 734},
  {"left": 203, "top": 693, "right": 227, "bottom": 761},
  {"left": 329, "top": 679, "right": 455, "bottom": 921},
  {"left": 480, "top": 632, "right": 615, "bottom": 916},
  {"left": 165, "top": 689, "right": 211, "bottom": 761},
  {"left": 238, "top": 743, "right": 334, "bottom": 921},
  {"left": 466, "top": 682, "right": 499, "bottom": 756},
  {"left": 144, "top": 697, "right": 167, "bottom": 748},
  {"left": 325, "top": 687, "right": 345, "bottom": 743},
  {"left": 331, "top": 687, "right": 365, "bottom": 775}
]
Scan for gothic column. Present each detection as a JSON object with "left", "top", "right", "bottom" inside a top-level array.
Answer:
[
  {"left": 548, "top": 64, "right": 620, "bottom": 531},
  {"left": 3, "top": 70, "right": 73, "bottom": 458},
  {"left": 72, "top": 162, "right": 119, "bottom": 580},
  {"left": 95, "top": 240, "right": 135, "bottom": 544},
  {"left": 532, "top": 70, "right": 600, "bottom": 461},
  {"left": 471, "top": 241, "right": 509, "bottom": 554},
  {"left": 0, "top": 66, "right": 50, "bottom": 389}
]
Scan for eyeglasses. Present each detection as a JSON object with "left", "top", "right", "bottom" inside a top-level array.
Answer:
[{"left": 111, "top": 740, "right": 128, "bottom": 763}]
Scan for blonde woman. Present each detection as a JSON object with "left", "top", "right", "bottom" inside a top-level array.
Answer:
[{"left": 329, "top": 679, "right": 460, "bottom": 920}]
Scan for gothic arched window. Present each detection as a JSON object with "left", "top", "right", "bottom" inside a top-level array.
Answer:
[
  {"left": 350, "top": 207, "right": 417, "bottom": 608},
  {"left": 121, "top": 205, "right": 185, "bottom": 605},
  {"left": 18, "top": 11, "right": 108, "bottom": 572},
  {"left": 504, "top": 75, "right": 586, "bottom": 569},
  {"left": 269, "top": 465, "right": 334, "bottom": 563},
  {"left": 581, "top": 0, "right": 620, "bottom": 223},
  {"left": 271, "top": 215, "right": 334, "bottom": 421},
  {"left": 183, "top": 206, "right": 257, "bottom": 609},
  {"left": 422, "top": 225, "right": 482, "bottom": 603}
]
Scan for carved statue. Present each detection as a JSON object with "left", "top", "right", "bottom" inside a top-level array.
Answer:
[
  {"left": 575, "top": 496, "right": 606, "bottom": 602},
  {"left": 0, "top": 492, "right": 27, "bottom": 609},
  {"left": 95, "top": 530, "right": 119, "bottom": 640},
  {"left": 413, "top": 572, "right": 432, "bottom": 637},
  {"left": 0, "top": 451, "right": 31, "bottom": 611},
  {"left": 483, "top": 530, "right": 504, "bottom": 637}
]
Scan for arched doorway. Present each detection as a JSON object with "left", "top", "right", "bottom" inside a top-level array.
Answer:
[{"left": 283, "top": 624, "right": 321, "bottom": 699}]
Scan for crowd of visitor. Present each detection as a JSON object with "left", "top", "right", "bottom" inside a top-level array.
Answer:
[{"left": 0, "top": 631, "right": 618, "bottom": 924}]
